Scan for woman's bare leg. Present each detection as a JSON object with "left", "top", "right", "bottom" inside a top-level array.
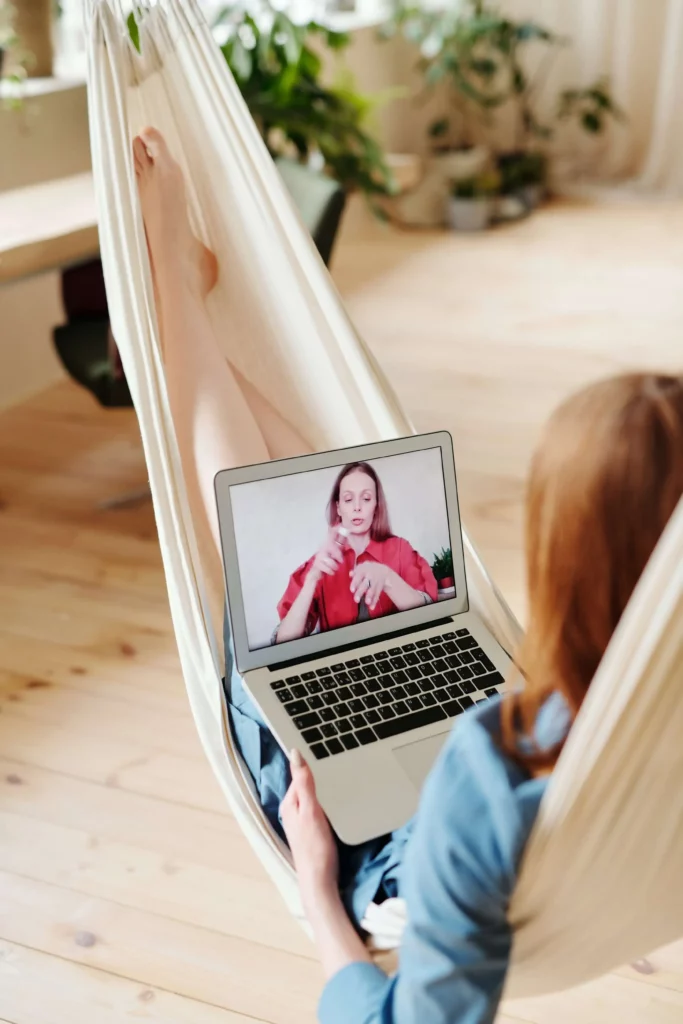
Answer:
[
  {"left": 133, "top": 127, "right": 268, "bottom": 555},
  {"left": 234, "top": 367, "right": 313, "bottom": 460}
]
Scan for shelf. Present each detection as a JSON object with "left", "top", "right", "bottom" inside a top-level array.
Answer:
[{"left": 0, "top": 172, "right": 98, "bottom": 284}]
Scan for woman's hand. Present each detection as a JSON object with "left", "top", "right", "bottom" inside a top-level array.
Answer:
[
  {"left": 307, "top": 528, "right": 346, "bottom": 585},
  {"left": 281, "top": 749, "right": 339, "bottom": 907},
  {"left": 349, "top": 561, "right": 396, "bottom": 610},
  {"left": 281, "top": 751, "right": 373, "bottom": 980}
]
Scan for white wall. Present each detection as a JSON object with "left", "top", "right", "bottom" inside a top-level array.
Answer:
[
  {"left": 0, "top": 82, "right": 90, "bottom": 411},
  {"left": 0, "top": 83, "right": 90, "bottom": 192},
  {"left": 230, "top": 448, "right": 451, "bottom": 650},
  {"left": 0, "top": 274, "right": 66, "bottom": 409}
]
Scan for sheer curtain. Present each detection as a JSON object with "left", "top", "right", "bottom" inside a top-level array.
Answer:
[{"left": 500, "top": 0, "right": 683, "bottom": 193}]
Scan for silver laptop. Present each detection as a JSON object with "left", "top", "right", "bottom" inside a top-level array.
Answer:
[{"left": 215, "top": 432, "right": 512, "bottom": 844}]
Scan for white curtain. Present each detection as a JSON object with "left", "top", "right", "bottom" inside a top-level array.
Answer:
[{"left": 498, "top": 0, "right": 683, "bottom": 192}]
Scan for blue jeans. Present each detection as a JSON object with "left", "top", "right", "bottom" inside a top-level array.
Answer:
[{"left": 222, "top": 609, "right": 413, "bottom": 928}]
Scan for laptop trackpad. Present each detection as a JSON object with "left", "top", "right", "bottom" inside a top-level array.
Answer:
[{"left": 393, "top": 731, "right": 451, "bottom": 789}]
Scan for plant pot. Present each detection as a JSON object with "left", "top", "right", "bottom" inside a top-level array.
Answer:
[
  {"left": 448, "top": 197, "right": 491, "bottom": 232},
  {"left": 519, "top": 184, "right": 544, "bottom": 210},
  {"left": 386, "top": 147, "right": 491, "bottom": 228},
  {"left": 433, "top": 146, "right": 490, "bottom": 182},
  {"left": 437, "top": 576, "right": 455, "bottom": 591}
]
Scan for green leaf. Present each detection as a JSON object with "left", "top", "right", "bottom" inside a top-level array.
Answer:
[
  {"left": 127, "top": 11, "right": 140, "bottom": 53},
  {"left": 468, "top": 57, "right": 497, "bottom": 79},
  {"left": 212, "top": 6, "right": 235, "bottom": 28},
  {"left": 515, "top": 20, "right": 557, "bottom": 43},
  {"left": 299, "top": 46, "right": 322, "bottom": 80},
  {"left": 405, "top": 16, "right": 428, "bottom": 44},
  {"left": 424, "top": 61, "right": 446, "bottom": 86},
  {"left": 582, "top": 110, "right": 602, "bottom": 134},
  {"left": 429, "top": 117, "right": 450, "bottom": 138},
  {"left": 272, "top": 14, "right": 301, "bottom": 66},
  {"left": 230, "top": 37, "right": 252, "bottom": 82},
  {"left": 513, "top": 65, "right": 527, "bottom": 94},
  {"left": 325, "top": 29, "right": 350, "bottom": 51}
]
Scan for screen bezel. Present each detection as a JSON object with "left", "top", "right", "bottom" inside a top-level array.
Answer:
[{"left": 214, "top": 432, "right": 469, "bottom": 673}]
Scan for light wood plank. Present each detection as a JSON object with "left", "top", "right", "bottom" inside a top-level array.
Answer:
[
  {"left": 614, "top": 940, "right": 683, "bottom": 992},
  {"left": 0, "top": 939, "right": 263, "bottom": 1024},
  {"left": 0, "top": 759, "right": 259, "bottom": 876},
  {"left": 0, "top": 659, "right": 207, "bottom": 759},
  {"left": 506, "top": 972, "right": 683, "bottom": 1024},
  {"left": 0, "top": 808, "right": 310, "bottom": 957},
  {"left": 0, "top": 871, "right": 319, "bottom": 1023},
  {"left": 0, "top": 702, "right": 224, "bottom": 809}
]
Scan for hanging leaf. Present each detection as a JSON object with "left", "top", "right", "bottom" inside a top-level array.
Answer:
[
  {"left": 326, "top": 29, "right": 351, "bottom": 51},
  {"left": 515, "top": 21, "right": 560, "bottom": 43},
  {"left": 424, "top": 61, "right": 447, "bottom": 86},
  {"left": 272, "top": 13, "right": 301, "bottom": 66},
  {"left": 127, "top": 11, "right": 140, "bottom": 53},
  {"left": 229, "top": 36, "right": 253, "bottom": 82},
  {"left": 429, "top": 117, "right": 450, "bottom": 138},
  {"left": 582, "top": 110, "right": 602, "bottom": 134},
  {"left": 468, "top": 57, "right": 497, "bottom": 79},
  {"left": 513, "top": 65, "right": 526, "bottom": 94}
]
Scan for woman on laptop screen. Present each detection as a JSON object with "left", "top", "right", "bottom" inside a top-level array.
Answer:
[{"left": 275, "top": 462, "right": 438, "bottom": 643}]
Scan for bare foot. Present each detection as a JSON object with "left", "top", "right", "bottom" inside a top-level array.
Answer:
[{"left": 133, "top": 127, "right": 218, "bottom": 301}]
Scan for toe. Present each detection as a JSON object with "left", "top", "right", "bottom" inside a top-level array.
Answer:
[
  {"left": 140, "top": 126, "right": 167, "bottom": 161},
  {"left": 133, "top": 136, "right": 150, "bottom": 174}
]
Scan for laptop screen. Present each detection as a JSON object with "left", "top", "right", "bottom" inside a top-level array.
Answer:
[{"left": 229, "top": 447, "right": 456, "bottom": 653}]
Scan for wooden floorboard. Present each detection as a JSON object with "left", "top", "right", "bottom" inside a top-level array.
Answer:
[{"left": 2, "top": 195, "right": 683, "bottom": 1021}]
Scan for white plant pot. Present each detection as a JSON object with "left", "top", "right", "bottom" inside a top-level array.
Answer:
[
  {"left": 520, "top": 184, "right": 544, "bottom": 209},
  {"left": 448, "top": 197, "right": 491, "bottom": 232},
  {"left": 432, "top": 147, "right": 490, "bottom": 182},
  {"left": 386, "top": 147, "right": 491, "bottom": 228}
]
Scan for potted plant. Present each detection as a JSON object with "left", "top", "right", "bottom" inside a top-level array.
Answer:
[
  {"left": 382, "top": 0, "right": 626, "bottom": 222},
  {"left": 128, "top": 3, "right": 396, "bottom": 210},
  {"left": 431, "top": 547, "right": 455, "bottom": 594},
  {"left": 448, "top": 168, "right": 499, "bottom": 232},
  {"left": 498, "top": 150, "right": 547, "bottom": 209}
]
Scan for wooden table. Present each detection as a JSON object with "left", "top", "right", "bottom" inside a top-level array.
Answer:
[{"left": 0, "top": 171, "right": 98, "bottom": 284}]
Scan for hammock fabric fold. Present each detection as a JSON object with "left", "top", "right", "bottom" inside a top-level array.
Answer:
[{"left": 86, "top": 0, "right": 683, "bottom": 1003}]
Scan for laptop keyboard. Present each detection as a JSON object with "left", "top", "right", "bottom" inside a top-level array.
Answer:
[{"left": 270, "top": 628, "right": 505, "bottom": 760}]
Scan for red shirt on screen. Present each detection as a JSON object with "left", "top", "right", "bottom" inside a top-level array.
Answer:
[{"left": 277, "top": 536, "right": 439, "bottom": 636}]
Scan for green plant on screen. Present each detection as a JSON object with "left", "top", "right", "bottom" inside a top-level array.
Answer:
[{"left": 431, "top": 546, "right": 454, "bottom": 581}]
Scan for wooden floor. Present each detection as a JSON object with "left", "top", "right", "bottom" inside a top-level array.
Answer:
[{"left": 2, "top": 196, "right": 683, "bottom": 1023}]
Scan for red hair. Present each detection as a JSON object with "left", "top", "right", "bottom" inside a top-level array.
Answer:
[
  {"left": 327, "top": 462, "right": 393, "bottom": 542},
  {"left": 501, "top": 373, "right": 683, "bottom": 771}
]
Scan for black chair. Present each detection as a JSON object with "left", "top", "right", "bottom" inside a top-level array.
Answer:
[
  {"left": 275, "top": 158, "right": 346, "bottom": 267},
  {"left": 53, "top": 161, "right": 346, "bottom": 413}
]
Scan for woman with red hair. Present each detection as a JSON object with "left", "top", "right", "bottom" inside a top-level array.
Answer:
[
  {"left": 282, "top": 373, "right": 683, "bottom": 1024},
  {"left": 132, "top": 132, "right": 683, "bottom": 1022},
  {"left": 276, "top": 461, "right": 438, "bottom": 643}
]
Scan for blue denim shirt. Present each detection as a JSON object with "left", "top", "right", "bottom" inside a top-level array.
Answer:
[{"left": 318, "top": 695, "right": 569, "bottom": 1024}]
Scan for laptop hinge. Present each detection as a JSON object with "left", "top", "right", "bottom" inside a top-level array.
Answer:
[{"left": 267, "top": 617, "right": 454, "bottom": 672}]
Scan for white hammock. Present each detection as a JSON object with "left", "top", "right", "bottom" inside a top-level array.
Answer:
[{"left": 86, "top": 0, "right": 683, "bottom": 1002}]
